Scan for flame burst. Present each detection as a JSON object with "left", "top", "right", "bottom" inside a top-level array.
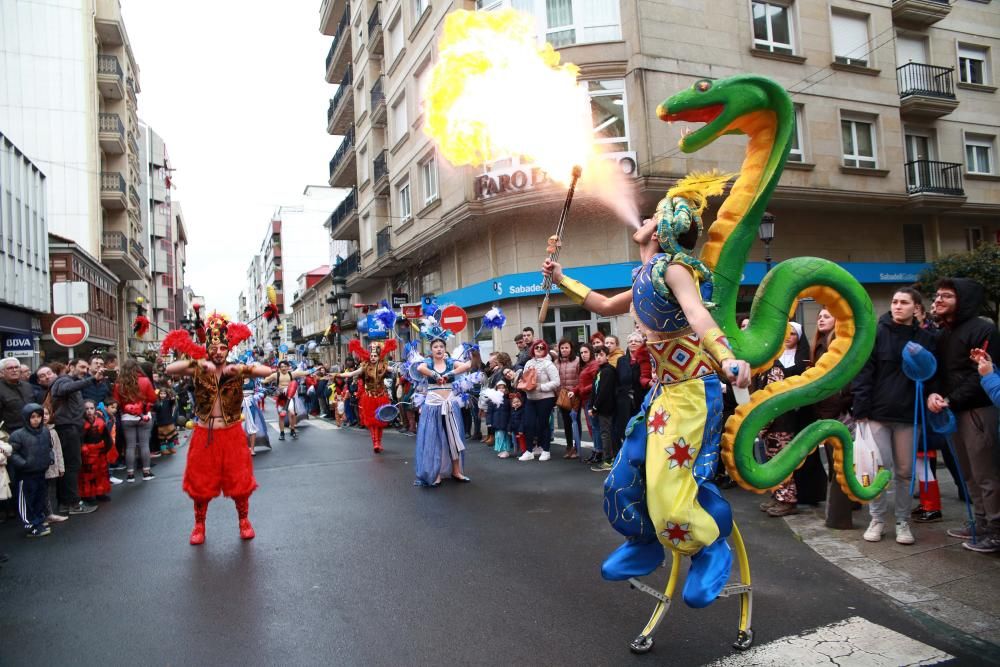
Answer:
[{"left": 424, "top": 9, "right": 596, "bottom": 183}]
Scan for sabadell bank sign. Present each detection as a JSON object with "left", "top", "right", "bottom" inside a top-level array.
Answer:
[{"left": 474, "top": 151, "right": 638, "bottom": 200}]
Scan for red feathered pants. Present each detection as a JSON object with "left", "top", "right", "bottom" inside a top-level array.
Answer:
[
  {"left": 183, "top": 423, "right": 258, "bottom": 502},
  {"left": 358, "top": 387, "right": 390, "bottom": 453}
]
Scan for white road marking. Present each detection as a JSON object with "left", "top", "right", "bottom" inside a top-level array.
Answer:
[{"left": 709, "top": 616, "right": 952, "bottom": 666}]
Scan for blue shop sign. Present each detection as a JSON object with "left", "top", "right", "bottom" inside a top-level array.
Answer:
[
  {"left": 436, "top": 262, "right": 930, "bottom": 309},
  {"left": 3, "top": 333, "right": 34, "bottom": 358}
]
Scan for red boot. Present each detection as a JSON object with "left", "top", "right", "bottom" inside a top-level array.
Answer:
[
  {"left": 235, "top": 496, "right": 255, "bottom": 540},
  {"left": 372, "top": 428, "right": 383, "bottom": 454},
  {"left": 190, "top": 501, "right": 208, "bottom": 546}
]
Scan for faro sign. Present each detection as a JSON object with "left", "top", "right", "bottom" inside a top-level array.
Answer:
[
  {"left": 2, "top": 334, "right": 34, "bottom": 358},
  {"left": 474, "top": 151, "right": 638, "bottom": 200}
]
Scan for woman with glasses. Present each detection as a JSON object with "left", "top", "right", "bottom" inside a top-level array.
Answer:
[{"left": 517, "top": 340, "right": 561, "bottom": 462}]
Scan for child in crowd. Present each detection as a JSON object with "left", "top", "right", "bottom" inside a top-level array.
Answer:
[
  {"left": 331, "top": 376, "right": 349, "bottom": 428},
  {"left": 490, "top": 381, "right": 514, "bottom": 459},
  {"left": 8, "top": 403, "right": 53, "bottom": 537},
  {"left": 80, "top": 400, "right": 115, "bottom": 502},
  {"left": 509, "top": 391, "right": 526, "bottom": 455},
  {"left": 590, "top": 346, "right": 618, "bottom": 473},
  {"left": 105, "top": 399, "right": 126, "bottom": 472},
  {"left": 154, "top": 382, "right": 178, "bottom": 456},
  {"left": 43, "top": 408, "right": 67, "bottom": 523}
]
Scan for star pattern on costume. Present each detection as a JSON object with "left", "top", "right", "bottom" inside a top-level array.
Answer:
[
  {"left": 647, "top": 407, "right": 670, "bottom": 435},
  {"left": 662, "top": 521, "right": 691, "bottom": 546},
  {"left": 665, "top": 438, "right": 694, "bottom": 469}
]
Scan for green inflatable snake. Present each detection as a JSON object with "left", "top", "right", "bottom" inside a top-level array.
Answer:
[{"left": 658, "top": 75, "right": 890, "bottom": 502}]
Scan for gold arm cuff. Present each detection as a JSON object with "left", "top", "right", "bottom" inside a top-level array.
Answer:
[
  {"left": 558, "top": 276, "right": 592, "bottom": 306},
  {"left": 701, "top": 326, "right": 735, "bottom": 367}
]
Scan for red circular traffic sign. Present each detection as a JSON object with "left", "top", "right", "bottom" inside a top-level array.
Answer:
[
  {"left": 439, "top": 305, "right": 468, "bottom": 334},
  {"left": 51, "top": 315, "right": 90, "bottom": 347}
]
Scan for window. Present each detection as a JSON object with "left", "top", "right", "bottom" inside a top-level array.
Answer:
[
  {"left": 965, "top": 134, "right": 994, "bottom": 174},
  {"left": 959, "top": 44, "right": 989, "bottom": 85},
  {"left": 752, "top": 1, "right": 794, "bottom": 55},
  {"left": 966, "top": 227, "right": 984, "bottom": 251},
  {"left": 397, "top": 180, "right": 412, "bottom": 222},
  {"left": 355, "top": 19, "right": 365, "bottom": 53},
  {"left": 831, "top": 12, "right": 870, "bottom": 67},
  {"left": 387, "top": 14, "right": 404, "bottom": 64},
  {"left": 588, "top": 79, "right": 628, "bottom": 151},
  {"left": 902, "top": 224, "right": 925, "bottom": 263},
  {"left": 841, "top": 115, "right": 877, "bottom": 168},
  {"left": 391, "top": 95, "right": 408, "bottom": 144},
  {"left": 414, "top": 0, "right": 429, "bottom": 18},
  {"left": 789, "top": 105, "right": 804, "bottom": 162},
  {"left": 359, "top": 145, "right": 370, "bottom": 184},
  {"left": 361, "top": 213, "right": 373, "bottom": 252},
  {"left": 355, "top": 77, "right": 366, "bottom": 116},
  {"left": 420, "top": 156, "right": 438, "bottom": 204},
  {"left": 479, "top": 1, "right": 619, "bottom": 47},
  {"left": 414, "top": 60, "right": 432, "bottom": 118}
]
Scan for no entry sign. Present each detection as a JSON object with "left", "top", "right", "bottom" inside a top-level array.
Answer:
[
  {"left": 439, "top": 305, "right": 468, "bottom": 334},
  {"left": 51, "top": 315, "right": 89, "bottom": 348}
]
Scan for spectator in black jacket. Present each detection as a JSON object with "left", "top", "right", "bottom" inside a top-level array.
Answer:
[
  {"left": 927, "top": 278, "right": 1000, "bottom": 553},
  {"left": 852, "top": 287, "right": 937, "bottom": 546},
  {"left": 81, "top": 355, "right": 111, "bottom": 405},
  {"left": 590, "top": 347, "right": 618, "bottom": 472},
  {"left": 37, "top": 360, "right": 101, "bottom": 516},
  {"left": 8, "top": 403, "right": 54, "bottom": 537},
  {"left": 0, "top": 357, "right": 34, "bottom": 431}
]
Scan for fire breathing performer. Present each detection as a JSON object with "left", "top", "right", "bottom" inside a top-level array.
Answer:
[{"left": 162, "top": 311, "right": 273, "bottom": 545}]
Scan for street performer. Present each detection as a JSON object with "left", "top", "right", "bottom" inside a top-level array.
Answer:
[
  {"left": 335, "top": 337, "right": 397, "bottom": 454},
  {"left": 263, "top": 360, "right": 309, "bottom": 441},
  {"left": 163, "top": 312, "right": 272, "bottom": 545}
]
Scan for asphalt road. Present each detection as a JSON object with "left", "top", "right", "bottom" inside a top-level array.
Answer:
[{"left": 0, "top": 410, "right": 986, "bottom": 666}]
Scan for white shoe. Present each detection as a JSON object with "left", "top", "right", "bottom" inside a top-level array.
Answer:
[
  {"left": 863, "top": 519, "right": 884, "bottom": 542},
  {"left": 109, "top": 476, "right": 123, "bottom": 485},
  {"left": 498, "top": 451, "right": 510, "bottom": 459},
  {"left": 518, "top": 450, "right": 536, "bottom": 462},
  {"left": 538, "top": 451, "right": 551, "bottom": 461},
  {"left": 46, "top": 513, "right": 69, "bottom": 523},
  {"left": 895, "top": 521, "right": 915, "bottom": 545}
]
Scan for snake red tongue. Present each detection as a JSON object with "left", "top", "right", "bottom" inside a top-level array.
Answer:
[{"left": 658, "top": 103, "right": 724, "bottom": 123}]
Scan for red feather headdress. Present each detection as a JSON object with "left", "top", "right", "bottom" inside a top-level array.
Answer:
[
  {"left": 347, "top": 337, "right": 398, "bottom": 363},
  {"left": 161, "top": 329, "right": 206, "bottom": 359},
  {"left": 132, "top": 315, "right": 150, "bottom": 338}
]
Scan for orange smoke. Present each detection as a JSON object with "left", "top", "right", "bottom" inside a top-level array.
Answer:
[{"left": 423, "top": 9, "right": 595, "bottom": 183}]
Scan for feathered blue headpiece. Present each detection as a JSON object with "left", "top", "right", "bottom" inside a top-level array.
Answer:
[
  {"left": 419, "top": 316, "right": 453, "bottom": 343},
  {"left": 368, "top": 300, "right": 397, "bottom": 340},
  {"left": 481, "top": 306, "right": 506, "bottom": 330}
]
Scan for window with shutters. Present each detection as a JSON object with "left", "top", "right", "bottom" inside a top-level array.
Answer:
[
  {"left": 840, "top": 113, "right": 878, "bottom": 169},
  {"left": 831, "top": 12, "right": 870, "bottom": 67},
  {"left": 789, "top": 105, "right": 805, "bottom": 162},
  {"left": 902, "top": 224, "right": 925, "bottom": 263},
  {"left": 958, "top": 44, "right": 989, "bottom": 85},
  {"left": 965, "top": 134, "right": 995, "bottom": 175}
]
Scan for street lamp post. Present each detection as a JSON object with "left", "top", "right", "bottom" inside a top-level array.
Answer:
[
  {"left": 330, "top": 275, "right": 350, "bottom": 365},
  {"left": 758, "top": 212, "right": 776, "bottom": 274}
]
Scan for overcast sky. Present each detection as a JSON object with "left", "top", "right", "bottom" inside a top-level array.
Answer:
[{"left": 122, "top": 0, "right": 344, "bottom": 314}]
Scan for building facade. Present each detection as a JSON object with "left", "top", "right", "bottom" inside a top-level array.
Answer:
[
  {"left": 290, "top": 265, "right": 335, "bottom": 365},
  {"left": 1, "top": 0, "right": 151, "bottom": 359},
  {"left": 245, "top": 219, "right": 288, "bottom": 350},
  {"left": 319, "top": 0, "right": 1000, "bottom": 347},
  {"left": 0, "top": 133, "right": 49, "bottom": 367}
]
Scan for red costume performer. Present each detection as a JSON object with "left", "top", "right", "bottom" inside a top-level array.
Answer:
[
  {"left": 339, "top": 338, "right": 396, "bottom": 453},
  {"left": 80, "top": 410, "right": 115, "bottom": 499},
  {"left": 162, "top": 311, "right": 273, "bottom": 545}
]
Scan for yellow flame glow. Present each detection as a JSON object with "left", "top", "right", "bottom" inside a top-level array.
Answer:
[{"left": 424, "top": 9, "right": 596, "bottom": 183}]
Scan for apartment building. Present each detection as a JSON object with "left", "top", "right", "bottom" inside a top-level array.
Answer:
[
  {"left": 245, "top": 219, "right": 288, "bottom": 348},
  {"left": 137, "top": 124, "right": 188, "bottom": 348},
  {"left": 320, "top": 0, "right": 1000, "bottom": 345},
  {"left": 1, "top": 0, "right": 150, "bottom": 357},
  {"left": 290, "top": 265, "right": 335, "bottom": 365},
  {"left": 0, "top": 133, "right": 49, "bottom": 367}
]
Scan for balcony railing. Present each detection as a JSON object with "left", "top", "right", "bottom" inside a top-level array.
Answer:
[
  {"left": 128, "top": 132, "right": 139, "bottom": 156},
  {"left": 325, "top": 6, "right": 351, "bottom": 74},
  {"left": 368, "top": 3, "right": 382, "bottom": 40},
  {"left": 325, "top": 186, "right": 358, "bottom": 232},
  {"left": 332, "top": 250, "right": 361, "bottom": 279},
  {"left": 904, "top": 160, "right": 964, "bottom": 196},
  {"left": 102, "top": 231, "right": 128, "bottom": 252},
  {"left": 376, "top": 227, "right": 391, "bottom": 258},
  {"left": 130, "top": 239, "right": 147, "bottom": 267},
  {"left": 98, "top": 113, "right": 125, "bottom": 137},
  {"left": 129, "top": 185, "right": 141, "bottom": 208},
  {"left": 101, "top": 172, "right": 126, "bottom": 194},
  {"left": 370, "top": 75, "right": 385, "bottom": 110},
  {"left": 328, "top": 125, "right": 355, "bottom": 179},
  {"left": 330, "top": 66, "right": 353, "bottom": 117},
  {"left": 97, "top": 54, "right": 123, "bottom": 78},
  {"left": 897, "top": 62, "right": 956, "bottom": 99},
  {"left": 373, "top": 150, "right": 388, "bottom": 184}
]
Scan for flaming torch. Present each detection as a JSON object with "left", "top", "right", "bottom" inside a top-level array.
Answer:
[{"left": 538, "top": 165, "right": 582, "bottom": 323}]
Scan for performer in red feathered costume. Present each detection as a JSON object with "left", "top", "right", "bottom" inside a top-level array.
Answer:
[
  {"left": 162, "top": 309, "right": 273, "bottom": 545},
  {"left": 335, "top": 338, "right": 397, "bottom": 453}
]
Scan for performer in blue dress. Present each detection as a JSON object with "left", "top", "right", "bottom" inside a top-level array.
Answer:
[{"left": 413, "top": 318, "right": 477, "bottom": 487}]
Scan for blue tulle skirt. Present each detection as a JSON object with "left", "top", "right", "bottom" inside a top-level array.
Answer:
[{"left": 414, "top": 392, "right": 466, "bottom": 486}]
